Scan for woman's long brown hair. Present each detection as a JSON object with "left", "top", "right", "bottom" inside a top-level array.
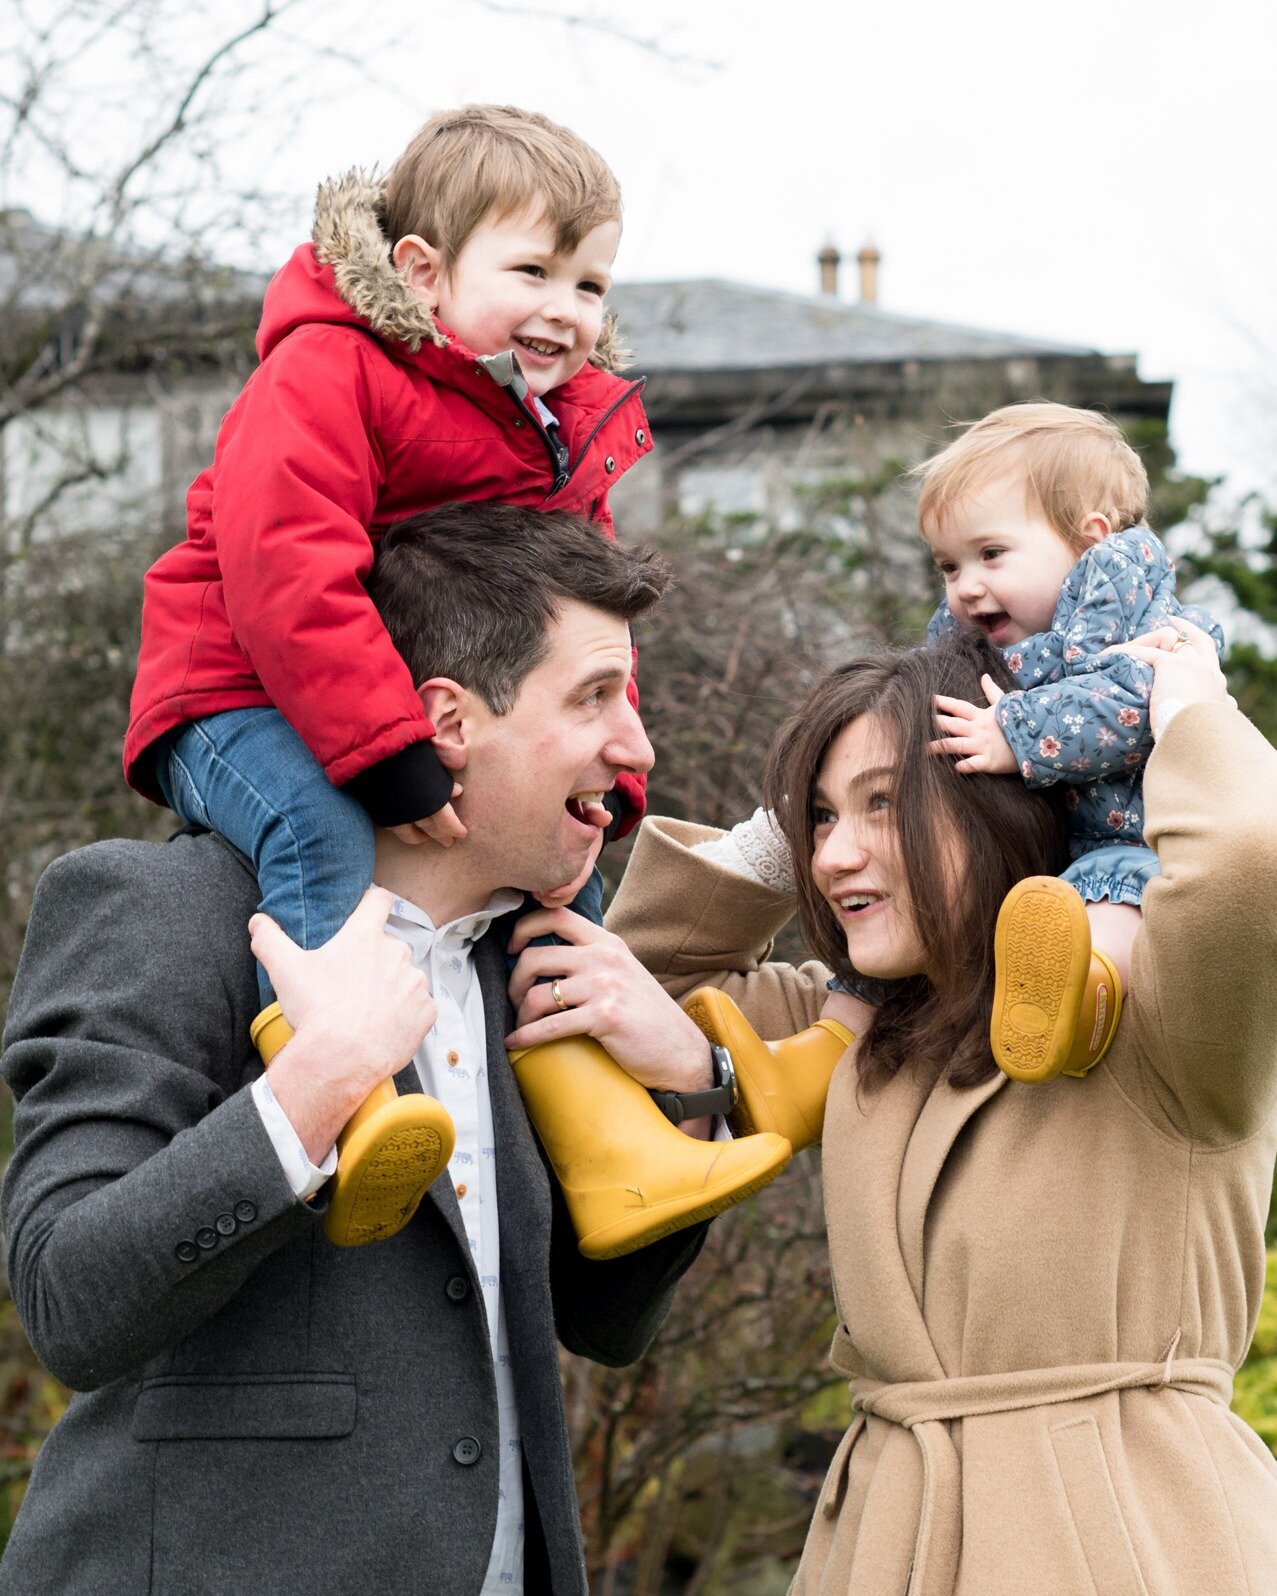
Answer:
[{"left": 765, "top": 632, "right": 1071, "bottom": 1091}]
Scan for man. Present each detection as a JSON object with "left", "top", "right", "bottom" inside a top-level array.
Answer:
[{"left": 0, "top": 504, "right": 724, "bottom": 1595}]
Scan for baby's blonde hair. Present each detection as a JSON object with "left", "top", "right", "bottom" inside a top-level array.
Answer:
[
  {"left": 383, "top": 104, "right": 621, "bottom": 270},
  {"left": 913, "top": 403, "right": 1149, "bottom": 555}
]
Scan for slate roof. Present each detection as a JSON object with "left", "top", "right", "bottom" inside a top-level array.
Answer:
[{"left": 607, "top": 279, "right": 1097, "bottom": 373}]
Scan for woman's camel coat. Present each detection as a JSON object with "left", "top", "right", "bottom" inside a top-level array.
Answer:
[{"left": 609, "top": 702, "right": 1277, "bottom": 1595}]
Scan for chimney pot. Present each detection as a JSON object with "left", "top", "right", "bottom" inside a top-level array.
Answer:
[
  {"left": 817, "top": 240, "right": 841, "bottom": 297},
  {"left": 857, "top": 240, "right": 881, "bottom": 305}
]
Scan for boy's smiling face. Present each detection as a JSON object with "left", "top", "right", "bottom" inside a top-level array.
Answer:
[
  {"left": 927, "top": 474, "right": 1103, "bottom": 647},
  {"left": 399, "top": 207, "right": 619, "bottom": 397}
]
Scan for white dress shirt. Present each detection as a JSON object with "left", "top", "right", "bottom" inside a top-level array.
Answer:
[{"left": 252, "top": 886, "right": 527, "bottom": 1594}]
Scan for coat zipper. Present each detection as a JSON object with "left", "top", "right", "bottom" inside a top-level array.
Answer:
[{"left": 510, "top": 376, "right": 646, "bottom": 497}]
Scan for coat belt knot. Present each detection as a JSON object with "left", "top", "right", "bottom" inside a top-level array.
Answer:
[{"left": 826, "top": 1325, "right": 1233, "bottom": 1595}]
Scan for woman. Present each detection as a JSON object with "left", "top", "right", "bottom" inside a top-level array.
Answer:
[{"left": 595, "top": 623, "right": 1277, "bottom": 1593}]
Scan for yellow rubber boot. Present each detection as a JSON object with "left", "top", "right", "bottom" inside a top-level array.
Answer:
[
  {"left": 682, "top": 987, "right": 852, "bottom": 1152},
  {"left": 991, "top": 877, "right": 1124, "bottom": 1083},
  {"left": 251, "top": 1003, "right": 455, "bottom": 1246},
  {"left": 508, "top": 1036, "right": 791, "bottom": 1260}
]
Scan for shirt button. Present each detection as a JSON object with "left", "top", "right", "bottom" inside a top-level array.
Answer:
[
  {"left": 604, "top": 456, "right": 615, "bottom": 472},
  {"left": 455, "top": 1183, "right": 467, "bottom": 1199},
  {"left": 447, "top": 1051, "right": 460, "bottom": 1066},
  {"left": 445, "top": 1275, "right": 469, "bottom": 1303},
  {"left": 214, "top": 1212, "right": 237, "bottom": 1237},
  {"left": 234, "top": 1201, "right": 258, "bottom": 1224},
  {"left": 453, "top": 1436, "right": 482, "bottom": 1466},
  {"left": 194, "top": 1226, "right": 218, "bottom": 1251},
  {"left": 175, "top": 1240, "right": 198, "bottom": 1264}
]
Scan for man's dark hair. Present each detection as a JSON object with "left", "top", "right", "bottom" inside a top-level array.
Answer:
[{"left": 368, "top": 503, "right": 670, "bottom": 713}]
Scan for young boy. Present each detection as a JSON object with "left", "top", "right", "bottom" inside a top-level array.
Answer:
[
  {"left": 125, "top": 106, "right": 783, "bottom": 1250},
  {"left": 684, "top": 404, "right": 1224, "bottom": 1135}
]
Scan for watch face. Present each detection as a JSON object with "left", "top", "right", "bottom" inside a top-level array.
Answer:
[{"left": 711, "top": 1045, "right": 738, "bottom": 1106}]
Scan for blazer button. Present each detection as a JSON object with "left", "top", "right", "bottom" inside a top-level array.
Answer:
[
  {"left": 195, "top": 1226, "right": 218, "bottom": 1250},
  {"left": 174, "top": 1240, "right": 198, "bottom": 1264},
  {"left": 215, "top": 1212, "right": 237, "bottom": 1237},
  {"left": 445, "top": 1276, "right": 469, "bottom": 1303},
  {"left": 604, "top": 456, "right": 615, "bottom": 472},
  {"left": 453, "top": 1436, "right": 482, "bottom": 1466},
  {"left": 234, "top": 1201, "right": 257, "bottom": 1224}
]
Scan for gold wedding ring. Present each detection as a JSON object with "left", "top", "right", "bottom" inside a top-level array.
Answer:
[
  {"left": 1170, "top": 633, "right": 1190, "bottom": 652},
  {"left": 551, "top": 979, "right": 568, "bottom": 1011}
]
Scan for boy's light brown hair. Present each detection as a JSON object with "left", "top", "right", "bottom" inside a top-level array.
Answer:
[
  {"left": 913, "top": 403, "right": 1150, "bottom": 555},
  {"left": 383, "top": 104, "right": 621, "bottom": 270}
]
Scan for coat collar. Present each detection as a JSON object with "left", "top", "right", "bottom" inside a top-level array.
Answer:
[{"left": 822, "top": 1057, "right": 1006, "bottom": 1382}]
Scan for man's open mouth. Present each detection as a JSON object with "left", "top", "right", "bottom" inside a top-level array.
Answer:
[{"left": 565, "top": 791, "right": 609, "bottom": 828}]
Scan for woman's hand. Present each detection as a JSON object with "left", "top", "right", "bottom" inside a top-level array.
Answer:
[{"left": 1102, "top": 620, "right": 1234, "bottom": 739}]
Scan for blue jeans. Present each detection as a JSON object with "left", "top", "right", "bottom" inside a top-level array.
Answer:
[
  {"left": 156, "top": 708, "right": 375, "bottom": 1008},
  {"left": 157, "top": 707, "right": 608, "bottom": 1007}
]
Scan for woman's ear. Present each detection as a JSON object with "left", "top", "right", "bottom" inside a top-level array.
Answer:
[
  {"left": 392, "top": 234, "right": 445, "bottom": 308},
  {"left": 417, "top": 680, "right": 468, "bottom": 771}
]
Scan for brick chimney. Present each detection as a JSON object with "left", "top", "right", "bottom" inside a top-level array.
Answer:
[
  {"left": 817, "top": 240, "right": 841, "bottom": 297},
  {"left": 857, "top": 240, "right": 880, "bottom": 304}
]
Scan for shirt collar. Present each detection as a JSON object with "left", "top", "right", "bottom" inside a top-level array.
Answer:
[{"left": 386, "top": 887, "right": 524, "bottom": 948}]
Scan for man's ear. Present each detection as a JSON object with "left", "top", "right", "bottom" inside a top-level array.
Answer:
[
  {"left": 417, "top": 680, "right": 471, "bottom": 772},
  {"left": 392, "top": 234, "right": 445, "bottom": 308},
  {"left": 1078, "top": 511, "right": 1113, "bottom": 547}
]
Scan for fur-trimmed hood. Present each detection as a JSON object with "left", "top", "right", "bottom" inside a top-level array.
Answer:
[{"left": 302, "top": 167, "right": 627, "bottom": 371}]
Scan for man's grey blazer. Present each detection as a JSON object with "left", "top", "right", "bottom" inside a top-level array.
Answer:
[{"left": 0, "top": 832, "right": 705, "bottom": 1594}]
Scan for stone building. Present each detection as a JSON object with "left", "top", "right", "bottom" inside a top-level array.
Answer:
[{"left": 605, "top": 243, "right": 1171, "bottom": 534}]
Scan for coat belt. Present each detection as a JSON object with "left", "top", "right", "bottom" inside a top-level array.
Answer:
[{"left": 827, "top": 1326, "right": 1234, "bottom": 1596}]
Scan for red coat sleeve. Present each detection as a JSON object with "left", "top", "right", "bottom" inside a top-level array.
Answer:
[{"left": 212, "top": 326, "right": 434, "bottom": 789}]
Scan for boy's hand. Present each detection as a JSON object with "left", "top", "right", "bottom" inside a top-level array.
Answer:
[
  {"left": 532, "top": 802, "right": 609, "bottom": 909},
  {"left": 930, "top": 676, "right": 1018, "bottom": 774},
  {"left": 389, "top": 785, "right": 467, "bottom": 848}
]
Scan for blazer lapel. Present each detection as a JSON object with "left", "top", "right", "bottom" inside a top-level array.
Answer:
[{"left": 473, "top": 936, "right": 554, "bottom": 1291}]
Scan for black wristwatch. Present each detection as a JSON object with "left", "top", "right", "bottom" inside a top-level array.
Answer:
[{"left": 649, "top": 1043, "right": 738, "bottom": 1126}]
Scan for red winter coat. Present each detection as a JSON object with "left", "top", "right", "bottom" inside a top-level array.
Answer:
[{"left": 125, "top": 171, "right": 653, "bottom": 829}]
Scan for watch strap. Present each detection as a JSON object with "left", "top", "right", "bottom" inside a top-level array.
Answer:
[{"left": 649, "top": 1044, "right": 737, "bottom": 1126}]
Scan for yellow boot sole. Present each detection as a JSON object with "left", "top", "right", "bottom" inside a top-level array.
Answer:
[
  {"left": 324, "top": 1081, "right": 455, "bottom": 1247},
  {"left": 251, "top": 1002, "right": 454, "bottom": 1247},
  {"left": 992, "top": 878, "right": 1115, "bottom": 1083}
]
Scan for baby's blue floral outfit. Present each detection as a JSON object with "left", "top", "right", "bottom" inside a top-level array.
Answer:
[{"left": 928, "top": 525, "right": 1224, "bottom": 906}]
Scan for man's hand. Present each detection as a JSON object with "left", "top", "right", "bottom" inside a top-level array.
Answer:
[
  {"left": 505, "top": 908, "right": 713, "bottom": 1097},
  {"left": 250, "top": 888, "right": 437, "bottom": 1161},
  {"left": 389, "top": 784, "right": 468, "bottom": 848},
  {"left": 930, "top": 675, "right": 1018, "bottom": 774}
]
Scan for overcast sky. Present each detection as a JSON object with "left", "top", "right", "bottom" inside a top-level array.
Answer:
[{"left": 14, "top": 0, "right": 1277, "bottom": 495}]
